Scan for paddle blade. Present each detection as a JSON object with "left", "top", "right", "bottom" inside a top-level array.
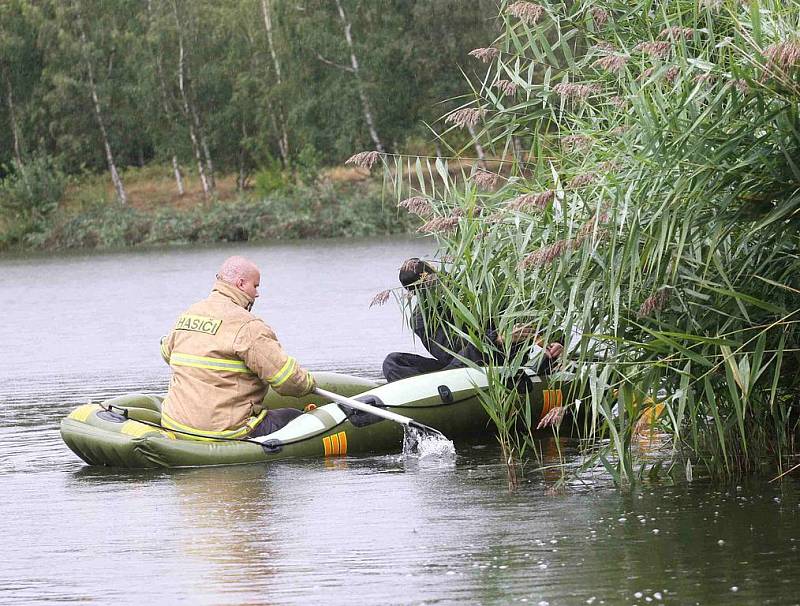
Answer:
[{"left": 403, "top": 423, "right": 456, "bottom": 458}]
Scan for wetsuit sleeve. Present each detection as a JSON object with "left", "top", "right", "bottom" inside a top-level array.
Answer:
[
  {"left": 411, "top": 307, "right": 455, "bottom": 365},
  {"left": 235, "top": 320, "right": 315, "bottom": 397},
  {"left": 441, "top": 326, "right": 499, "bottom": 371}
]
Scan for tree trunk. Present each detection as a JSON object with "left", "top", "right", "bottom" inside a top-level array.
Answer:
[
  {"left": 173, "top": 0, "right": 211, "bottom": 195},
  {"left": 260, "top": 0, "right": 289, "bottom": 165},
  {"left": 3, "top": 70, "right": 24, "bottom": 166},
  {"left": 172, "top": 155, "right": 185, "bottom": 195},
  {"left": 199, "top": 129, "right": 215, "bottom": 189},
  {"left": 75, "top": 2, "right": 127, "bottom": 204},
  {"left": 148, "top": 0, "right": 185, "bottom": 196},
  {"left": 237, "top": 121, "right": 247, "bottom": 191},
  {"left": 333, "top": 0, "right": 384, "bottom": 153}
]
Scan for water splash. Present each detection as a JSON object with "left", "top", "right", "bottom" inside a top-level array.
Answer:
[{"left": 402, "top": 426, "right": 456, "bottom": 459}]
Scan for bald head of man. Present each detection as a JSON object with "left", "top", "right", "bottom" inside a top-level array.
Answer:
[{"left": 217, "top": 256, "right": 260, "bottom": 304}]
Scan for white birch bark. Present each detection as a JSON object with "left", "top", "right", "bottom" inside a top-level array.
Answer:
[
  {"left": 75, "top": 2, "right": 127, "bottom": 204},
  {"left": 333, "top": 0, "right": 384, "bottom": 153},
  {"left": 260, "top": 0, "right": 289, "bottom": 164},
  {"left": 171, "top": 155, "right": 185, "bottom": 196},
  {"left": 148, "top": 0, "right": 185, "bottom": 195}
]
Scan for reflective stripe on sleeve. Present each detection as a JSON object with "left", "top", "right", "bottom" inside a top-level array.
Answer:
[
  {"left": 169, "top": 351, "right": 253, "bottom": 374},
  {"left": 267, "top": 356, "right": 297, "bottom": 387}
]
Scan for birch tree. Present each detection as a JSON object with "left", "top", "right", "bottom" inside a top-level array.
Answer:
[
  {"left": 0, "top": 0, "right": 41, "bottom": 168},
  {"left": 70, "top": 0, "right": 127, "bottom": 203},
  {"left": 172, "top": 0, "right": 214, "bottom": 194},
  {"left": 260, "top": 0, "right": 289, "bottom": 165},
  {"left": 144, "top": 0, "right": 184, "bottom": 195},
  {"left": 315, "top": 0, "right": 384, "bottom": 153}
]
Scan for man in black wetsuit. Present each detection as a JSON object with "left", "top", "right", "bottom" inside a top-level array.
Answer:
[{"left": 382, "top": 258, "right": 563, "bottom": 382}]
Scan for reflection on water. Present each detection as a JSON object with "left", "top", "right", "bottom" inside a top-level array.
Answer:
[{"left": 2, "top": 238, "right": 800, "bottom": 605}]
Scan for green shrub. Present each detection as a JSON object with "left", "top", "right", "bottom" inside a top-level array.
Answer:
[
  {"left": 0, "top": 155, "right": 66, "bottom": 244},
  {"left": 253, "top": 158, "right": 289, "bottom": 197},
  {"left": 294, "top": 144, "right": 323, "bottom": 185},
  {"left": 46, "top": 204, "right": 151, "bottom": 249}
]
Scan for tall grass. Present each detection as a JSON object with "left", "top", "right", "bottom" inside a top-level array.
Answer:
[{"left": 368, "top": 0, "right": 800, "bottom": 484}]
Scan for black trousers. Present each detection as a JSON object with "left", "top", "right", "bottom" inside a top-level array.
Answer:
[
  {"left": 382, "top": 352, "right": 449, "bottom": 382},
  {"left": 250, "top": 407, "right": 303, "bottom": 437}
]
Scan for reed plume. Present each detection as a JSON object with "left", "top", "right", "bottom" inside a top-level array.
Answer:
[
  {"left": 398, "top": 196, "right": 434, "bottom": 218},
  {"left": 507, "top": 1, "right": 545, "bottom": 25},
  {"left": 418, "top": 216, "right": 461, "bottom": 234},
  {"left": 519, "top": 239, "right": 572, "bottom": 269},
  {"left": 445, "top": 108, "right": 484, "bottom": 129},
  {"left": 567, "top": 172, "right": 597, "bottom": 188},
  {"left": 507, "top": 190, "right": 555, "bottom": 211},
  {"left": 553, "top": 82, "right": 601, "bottom": 100},
  {"left": 561, "top": 134, "right": 592, "bottom": 152},
  {"left": 659, "top": 26, "right": 695, "bottom": 40},
  {"left": 634, "top": 41, "right": 672, "bottom": 59},
  {"left": 492, "top": 79, "right": 518, "bottom": 96},
  {"left": 663, "top": 66, "right": 681, "bottom": 83},
  {"left": 345, "top": 151, "right": 381, "bottom": 170},
  {"left": 369, "top": 289, "right": 391, "bottom": 308},
  {"left": 591, "top": 8, "right": 610, "bottom": 28},
  {"left": 469, "top": 47, "right": 500, "bottom": 63},
  {"left": 593, "top": 54, "right": 629, "bottom": 74},
  {"left": 637, "top": 287, "right": 671, "bottom": 318},
  {"left": 693, "top": 72, "right": 716, "bottom": 86},
  {"left": 593, "top": 41, "right": 616, "bottom": 52},
  {"left": 472, "top": 169, "right": 499, "bottom": 190},
  {"left": 763, "top": 40, "right": 800, "bottom": 72}
]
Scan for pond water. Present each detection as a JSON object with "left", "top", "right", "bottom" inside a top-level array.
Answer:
[{"left": 1, "top": 237, "right": 799, "bottom": 605}]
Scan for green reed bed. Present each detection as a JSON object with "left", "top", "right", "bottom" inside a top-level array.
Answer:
[{"left": 358, "top": 0, "right": 800, "bottom": 485}]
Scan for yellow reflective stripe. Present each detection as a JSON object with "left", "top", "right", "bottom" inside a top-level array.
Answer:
[
  {"left": 246, "top": 410, "right": 268, "bottom": 429},
  {"left": 161, "top": 410, "right": 267, "bottom": 441},
  {"left": 541, "top": 389, "right": 564, "bottom": 418},
  {"left": 169, "top": 351, "right": 252, "bottom": 374},
  {"left": 304, "top": 373, "right": 315, "bottom": 393},
  {"left": 268, "top": 357, "right": 297, "bottom": 387},
  {"left": 323, "top": 431, "right": 347, "bottom": 457}
]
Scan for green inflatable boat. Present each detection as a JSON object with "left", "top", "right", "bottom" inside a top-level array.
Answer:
[{"left": 60, "top": 368, "right": 577, "bottom": 469}]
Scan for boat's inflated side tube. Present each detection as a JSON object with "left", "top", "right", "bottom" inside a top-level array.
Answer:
[
  {"left": 261, "top": 371, "right": 379, "bottom": 411},
  {"left": 60, "top": 373, "right": 379, "bottom": 469}
]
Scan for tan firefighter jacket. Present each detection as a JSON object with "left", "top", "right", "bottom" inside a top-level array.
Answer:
[{"left": 160, "top": 280, "right": 315, "bottom": 435}]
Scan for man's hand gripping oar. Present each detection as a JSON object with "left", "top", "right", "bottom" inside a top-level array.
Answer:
[{"left": 313, "top": 387, "right": 448, "bottom": 440}]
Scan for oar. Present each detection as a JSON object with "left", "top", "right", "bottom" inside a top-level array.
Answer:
[{"left": 313, "top": 387, "right": 448, "bottom": 440}]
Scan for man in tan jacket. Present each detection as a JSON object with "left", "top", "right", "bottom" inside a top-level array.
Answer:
[{"left": 160, "top": 255, "right": 315, "bottom": 439}]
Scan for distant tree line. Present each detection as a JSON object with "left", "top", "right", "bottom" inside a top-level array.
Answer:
[{"left": 0, "top": 0, "right": 498, "bottom": 201}]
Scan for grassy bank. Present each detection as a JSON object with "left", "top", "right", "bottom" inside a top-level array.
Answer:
[{"left": 0, "top": 164, "right": 414, "bottom": 251}]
